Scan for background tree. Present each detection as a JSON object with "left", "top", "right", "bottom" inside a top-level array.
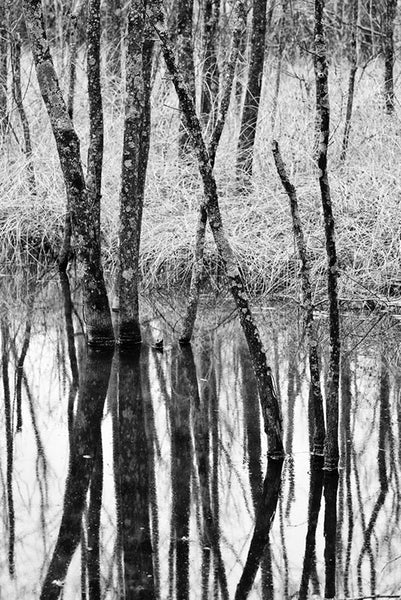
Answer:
[
  {"left": 176, "top": 0, "right": 196, "bottom": 158},
  {"left": 0, "top": 0, "right": 8, "bottom": 136},
  {"left": 236, "top": 0, "right": 268, "bottom": 184},
  {"left": 200, "top": 0, "right": 220, "bottom": 129},
  {"left": 384, "top": 0, "right": 398, "bottom": 113}
]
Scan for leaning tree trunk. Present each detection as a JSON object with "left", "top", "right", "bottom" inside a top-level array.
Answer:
[
  {"left": 118, "top": 0, "right": 154, "bottom": 345},
  {"left": 236, "top": 0, "right": 268, "bottom": 185},
  {"left": 200, "top": 0, "right": 220, "bottom": 130},
  {"left": 179, "top": 0, "right": 246, "bottom": 342},
  {"left": 23, "top": 0, "right": 114, "bottom": 347},
  {"left": 384, "top": 0, "right": 398, "bottom": 114},
  {"left": 151, "top": 3, "right": 284, "bottom": 457},
  {"left": 314, "top": 0, "right": 340, "bottom": 471}
]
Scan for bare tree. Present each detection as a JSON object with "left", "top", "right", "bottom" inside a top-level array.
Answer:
[
  {"left": 200, "top": 0, "right": 220, "bottom": 129},
  {"left": 118, "top": 0, "right": 154, "bottom": 345},
  {"left": 340, "top": 0, "right": 359, "bottom": 161},
  {"left": 177, "top": 0, "right": 196, "bottom": 158},
  {"left": 236, "top": 0, "right": 268, "bottom": 184},
  {"left": 23, "top": 0, "right": 114, "bottom": 346},
  {"left": 384, "top": 0, "right": 398, "bottom": 114},
  {"left": 314, "top": 0, "right": 340, "bottom": 471}
]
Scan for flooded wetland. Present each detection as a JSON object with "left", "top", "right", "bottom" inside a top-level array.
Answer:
[{"left": 1, "top": 278, "right": 400, "bottom": 599}]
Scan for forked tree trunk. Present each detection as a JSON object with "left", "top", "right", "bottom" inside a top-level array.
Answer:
[
  {"left": 0, "top": 0, "right": 8, "bottom": 136},
  {"left": 314, "top": 0, "right": 340, "bottom": 471},
  {"left": 384, "top": 0, "right": 398, "bottom": 114},
  {"left": 272, "top": 141, "right": 325, "bottom": 455},
  {"left": 200, "top": 0, "right": 220, "bottom": 130},
  {"left": 179, "top": 0, "right": 246, "bottom": 342},
  {"left": 23, "top": 0, "right": 114, "bottom": 347},
  {"left": 151, "top": 3, "right": 283, "bottom": 457},
  {"left": 118, "top": 1, "right": 154, "bottom": 345},
  {"left": 236, "top": 0, "right": 268, "bottom": 185},
  {"left": 340, "top": 0, "right": 359, "bottom": 161}
]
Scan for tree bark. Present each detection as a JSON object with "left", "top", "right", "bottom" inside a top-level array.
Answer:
[
  {"left": 151, "top": 4, "right": 284, "bottom": 456},
  {"left": 23, "top": 0, "right": 115, "bottom": 346},
  {"left": 384, "top": 0, "right": 397, "bottom": 114},
  {"left": 117, "top": 0, "right": 154, "bottom": 345},
  {"left": 314, "top": 0, "right": 340, "bottom": 470},
  {"left": 236, "top": 0, "right": 268, "bottom": 185}
]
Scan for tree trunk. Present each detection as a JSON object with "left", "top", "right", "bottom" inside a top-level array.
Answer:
[
  {"left": 314, "top": 0, "right": 340, "bottom": 470},
  {"left": 200, "top": 0, "right": 220, "bottom": 130},
  {"left": 177, "top": 0, "right": 196, "bottom": 158},
  {"left": 179, "top": 0, "right": 246, "bottom": 343},
  {"left": 10, "top": 34, "right": 36, "bottom": 193},
  {"left": 384, "top": 0, "right": 397, "bottom": 114},
  {"left": 23, "top": 0, "right": 115, "bottom": 346},
  {"left": 236, "top": 0, "right": 268, "bottom": 185},
  {"left": 151, "top": 4, "right": 284, "bottom": 457},
  {"left": 272, "top": 141, "right": 325, "bottom": 455},
  {"left": 0, "top": 0, "right": 8, "bottom": 137},
  {"left": 117, "top": 1, "right": 154, "bottom": 345},
  {"left": 340, "top": 0, "right": 359, "bottom": 161}
]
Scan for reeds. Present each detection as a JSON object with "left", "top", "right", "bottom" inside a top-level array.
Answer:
[{"left": 1, "top": 51, "right": 401, "bottom": 303}]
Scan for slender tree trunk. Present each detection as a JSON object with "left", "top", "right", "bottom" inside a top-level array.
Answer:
[
  {"left": 10, "top": 34, "right": 36, "bottom": 193},
  {"left": 384, "top": 0, "right": 397, "bottom": 114},
  {"left": 177, "top": 0, "right": 196, "bottom": 158},
  {"left": 23, "top": 0, "right": 114, "bottom": 346},
  {"left": 236, "top": 0, "right": 268, "bottom": 185},
  {"left": 151, "top": 4, "right": 283, "bottom": 456},
  {"left": 340, "top": 0, "right": 359, "bottom": 161},
  {"left": 67, "top": 14, "right": 78, "bottom": 119},
  {"left": 0, "top": 0, "right": 7, "bottom": 137},
  {"left": 200, "top": 0, "right": 220, "bottom": 130},
  {"left": 314, "top": 0, "right": 340, "bottom": 471},
  {"left": 117, "top": 1, "right": 154, "bottom": 345},
  {"left": 179, "top": 0, "right": 246, "bottom": 342},
  {"left": 272, "top": 141, "right": 325, "bottom": 454}
]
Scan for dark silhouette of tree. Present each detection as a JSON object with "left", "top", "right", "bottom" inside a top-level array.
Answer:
[
  {"left": 0, "top": 0, "right": 7, "bottom": 136},
  {"left": 200, "top": 0, "right": 220, "bottom": 129},
  {"left": 176, "top": 0, "right": 196, "bottom": 158},
  {"left": 384, "top": 0, "right": 398, "bottom": 114}
]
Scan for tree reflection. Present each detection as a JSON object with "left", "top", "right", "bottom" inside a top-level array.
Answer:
[
  {"left": 40, "top": 347, "right": 113, "bottom": 600},
  {"left": 116, "top": 347, "right": 156, "bottom": 599}
]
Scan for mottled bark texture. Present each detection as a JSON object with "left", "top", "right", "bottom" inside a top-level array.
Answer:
[
  {"left": 23, "top": 0, "right": 114, "bottom": 346},
  {"left": 200, "top": 0, "right": 220, "bottom": 130},
  {"left": 39, "top": 348, "right": 113, "bottom": 600},
  {"left": 314, "top": 0, "right": 340, "bottom": 470},
  {"left": 118, "top": 1, "right": 154, "bottom": 346},
  {"left": 10, "top": 35, "right": 36, "bottom": 193},
  {"left": 0, "top": 0, "right": 8, "bottom": 136},
  {"left": 384, "top": 0, "right": 397, "bottom": 114},
  {"left": 67, "top": 14, "right": 78, "bottom": 119},
  {"left": 176, "top": 0, "right": 196, "bottom": 158},
  {"left": 236, "top": 0, "right": 268, "bottom": 184},
  {"left": 340, "top": 0, "right": 358, "bottom": 161},
  {"left": 179, "top": 0, "right": 246, "bottom": 342},
  {"left": 272, "top": 141, "right": 325, "bottom": 455},
  {"left": 151, "top": 5, "right": 283, "bottom": 456}
]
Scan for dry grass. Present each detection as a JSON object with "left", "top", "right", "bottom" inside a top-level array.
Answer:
[{"left": 2, "top": 50, "right": 401, "bottom": 305}]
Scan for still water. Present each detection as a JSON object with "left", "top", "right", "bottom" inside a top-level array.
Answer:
[{"left": 1, "top": 275, "right": 400, "bottom": 599}]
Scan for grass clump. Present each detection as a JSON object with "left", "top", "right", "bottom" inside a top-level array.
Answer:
[{"left": 2, "top": 51, "right": 401, "bottom": 306}]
